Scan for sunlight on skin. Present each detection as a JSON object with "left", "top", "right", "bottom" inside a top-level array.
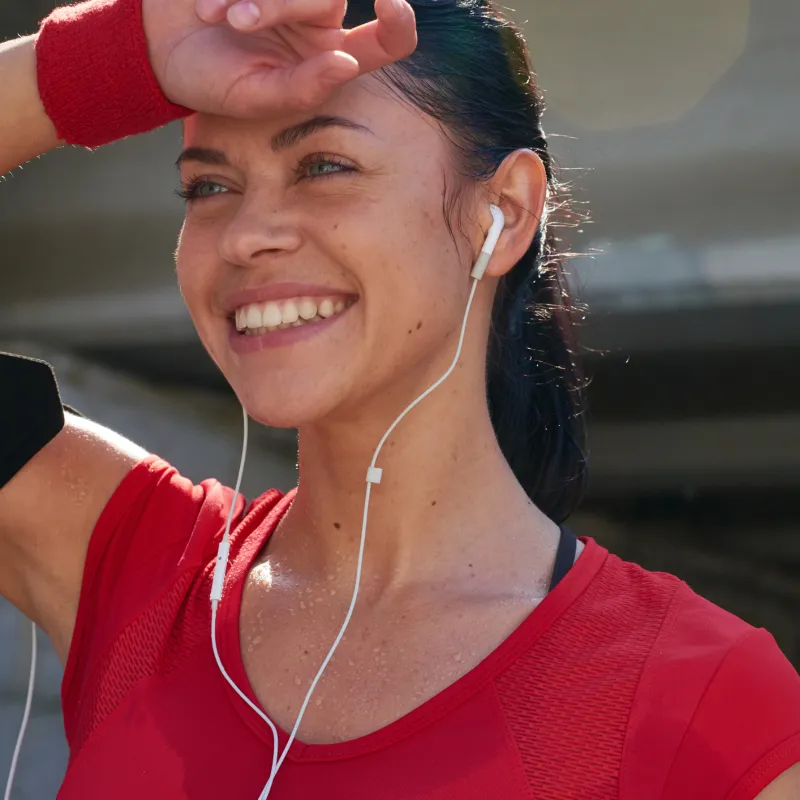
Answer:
[{"left": 250, "top": 559, "right": 274, "bottom": 589}]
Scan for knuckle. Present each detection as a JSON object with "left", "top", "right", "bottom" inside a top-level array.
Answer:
[{"left": 289, "top": 85, "right": 326, "bottom": 112}]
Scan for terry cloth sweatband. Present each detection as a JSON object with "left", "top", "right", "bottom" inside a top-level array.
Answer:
[
  {"left": 0, "top": 353, "right": 73, "bottom": 489},
  {"left": 36, "top": 0, "right": 192, "bottom": 148}
]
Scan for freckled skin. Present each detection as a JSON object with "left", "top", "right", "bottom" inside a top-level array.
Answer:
[{"left": 178, "top": 75, "right": 476, "bottom": 430}]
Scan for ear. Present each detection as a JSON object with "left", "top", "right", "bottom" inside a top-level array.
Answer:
[{"left": 480, "top": 149, "right": 548, "bottom": 279}]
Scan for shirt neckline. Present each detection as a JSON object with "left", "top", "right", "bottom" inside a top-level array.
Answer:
[{"left": 217, "top": 492, "right": 608, "bottom": 763}]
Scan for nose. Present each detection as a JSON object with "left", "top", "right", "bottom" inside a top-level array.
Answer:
[{"left": 219, "top": 195, "right": 303, "bottom": 268}]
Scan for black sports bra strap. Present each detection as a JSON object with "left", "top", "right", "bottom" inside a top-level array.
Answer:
[{"left": 550, "top": 525, "right": 578, "bottom": 592}]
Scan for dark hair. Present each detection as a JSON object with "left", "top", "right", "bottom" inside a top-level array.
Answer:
[{"left": 345, "top": 0, "right": 588, "bottom": 522}]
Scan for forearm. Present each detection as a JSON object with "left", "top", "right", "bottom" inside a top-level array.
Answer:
[{"left": 0, "top": 36, "right": 61, "bottom": 176}]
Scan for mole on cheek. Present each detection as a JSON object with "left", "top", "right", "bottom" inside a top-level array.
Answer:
[
  {"left": 333, "top": 522, "right": 341, "bottom": 530},
  {"left": 416, "top": 321, "right": 422, "bottom": 330}
]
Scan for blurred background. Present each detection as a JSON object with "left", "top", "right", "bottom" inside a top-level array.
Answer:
[{"left": 1, "top": 0, "right": 799, "bottom": 795}]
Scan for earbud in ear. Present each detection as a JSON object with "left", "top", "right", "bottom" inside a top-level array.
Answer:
[{"left": 470, "top": 204, "right": 506, "bottom": 280}]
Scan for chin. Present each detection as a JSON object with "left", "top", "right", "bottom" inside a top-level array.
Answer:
[{"left": 229, "top": 373, "right": 347, "bottom": 431}]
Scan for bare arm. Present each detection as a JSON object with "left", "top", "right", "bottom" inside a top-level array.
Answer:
[
  {"left": 0, "top": 413, "right": 147, "bottom": 662},
  {"left": 0, "top": 35, "right": 138, "bottom": 663},
  {"left": 0, "top": 36, "right": 61, "bottom": 176}
]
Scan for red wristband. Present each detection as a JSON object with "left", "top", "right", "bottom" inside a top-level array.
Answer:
[{"left": 36, "top": 0, "right": 192, "bottom": 148}]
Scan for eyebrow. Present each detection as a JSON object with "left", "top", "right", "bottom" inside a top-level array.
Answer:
[{"left": 175, "top": 115, "right": 374, "bottom": 169}]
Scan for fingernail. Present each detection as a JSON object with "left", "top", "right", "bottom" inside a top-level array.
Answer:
[{"left": 228, "top": 1, "right": 261, "bottom": 28}]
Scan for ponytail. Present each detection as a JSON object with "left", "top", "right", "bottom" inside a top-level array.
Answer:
[{"left": 487, "top": 217, "right": 588, "bottom": 522}]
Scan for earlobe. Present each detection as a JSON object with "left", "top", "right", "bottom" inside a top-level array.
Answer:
[{"left": 482, "top": 148, "right": 549, "bottom": 279}]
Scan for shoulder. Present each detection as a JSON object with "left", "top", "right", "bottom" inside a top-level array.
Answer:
[
  {"left": 522, "top": 543, "right": 800, "bottom": 799},
  {"left": 63, "top": 457, "right": 284, "bottom": 738},
  {"left": 492, "top": 544, "right": 684, "bottom": 788},
  {"left": 80, "top": 454, "right": 283, "bottom": 582},
  {"left": 620, "top": 573, "right": 800, "bottom": 800}
]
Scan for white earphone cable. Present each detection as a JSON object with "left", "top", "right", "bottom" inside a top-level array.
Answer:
[
  {"left": 211, "top": 205, "right": 505, "bottom": 798},
  {"left": 258, "top": 276, "right": 482, "bottom": 798},
  {"left": 4, "top": 620, "right": 37, "bottom": 800},
  {"left": 209, "top": 411, "right": 281, "bottom": 779},
  {"left": 213, "top": 277, "right": 482, "bottom": 799}
]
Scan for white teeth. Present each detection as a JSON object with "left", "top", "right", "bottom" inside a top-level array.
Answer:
[
  {"left": 235, "top": 296, "right": 351, "bottom": 334},
  {"left": 262, "top": 302, "right": 282, "bottom": 328},
  {"left": 246, "top": 305, "right": 263, "bottom": 329},
  {"left": 281, "top": 300, "right": 299, "bottom": 325},
  {"left": 319, "top": 299, "right": 335, "bottom": 318},
  {"left": 298, "top": 299, "right": 318, "bottom": 321}
]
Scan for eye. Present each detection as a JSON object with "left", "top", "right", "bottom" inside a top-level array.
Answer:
[
  {"left": 299, "top": 154, "right": 356, "bottom": 180},
  {"left": 176, "top": 179, "right": 230, "bottom": 202}
]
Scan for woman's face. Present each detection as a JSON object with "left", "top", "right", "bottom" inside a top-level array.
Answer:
[{"left": 177, "top": 76, "right": 484, "bottom": 429}]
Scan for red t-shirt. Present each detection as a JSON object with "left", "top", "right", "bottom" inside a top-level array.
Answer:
[{"left": 59, "top": 456, "right": 800, "bottom": 799}]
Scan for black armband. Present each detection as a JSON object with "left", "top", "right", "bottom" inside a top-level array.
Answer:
[{"left": 1, "top": 352, "right": 70, "bottom": 489}]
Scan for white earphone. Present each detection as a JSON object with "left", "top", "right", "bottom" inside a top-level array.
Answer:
[{"left": 471, "top": 204, "right": 506, "bottom": 279}]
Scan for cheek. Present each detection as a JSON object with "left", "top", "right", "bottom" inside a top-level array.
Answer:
[
  {"left": 355, "top": 204, "right": 468, "bottom": 372},
  {"left": 175, "top": 227, "right": 218, "bottom": 334}
]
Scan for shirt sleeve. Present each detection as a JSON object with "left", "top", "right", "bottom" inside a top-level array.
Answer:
[
  {"left": 61, "top": 456, "right": 245, "bottom": 719},
  {"left": 663, "top": 626, "right": 800, "bottom": 800}
]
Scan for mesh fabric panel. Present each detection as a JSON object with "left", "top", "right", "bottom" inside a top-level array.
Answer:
[
  {"left": 494, "top": 555, "right": 680, "bottom": 800},
  {"left": 67, "top": 568, "right": 212, "bottom": 758}
]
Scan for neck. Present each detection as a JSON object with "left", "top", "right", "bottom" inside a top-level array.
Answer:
[{"left": 273, "top": 373, "right": 558, "bottom": 598}]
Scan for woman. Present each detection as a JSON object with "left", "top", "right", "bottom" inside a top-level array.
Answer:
[{"left": 1, "top": 0, "right": 799, "bottom": 797}]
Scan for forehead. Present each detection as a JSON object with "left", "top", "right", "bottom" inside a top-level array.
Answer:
[{"left": 182, "top": 74, "right": 443, "bottom": 156}]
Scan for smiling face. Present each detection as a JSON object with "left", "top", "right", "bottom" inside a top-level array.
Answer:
[{"left": 176, "top": 75, "right": 488, "bottom": 429}]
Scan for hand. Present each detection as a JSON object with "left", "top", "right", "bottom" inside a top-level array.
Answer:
[{"left": 143, "top": 0, "right": 417, "bottom": 117}]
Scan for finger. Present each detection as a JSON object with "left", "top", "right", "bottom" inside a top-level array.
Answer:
[
  {"left": 281, "top": 23, "right": 347, "bottom": 57},
  {"left": 343, "top": 0, "right": 417, "bottom": 74},
  {"left": 224, "top": 0, "right": 346, "bottom": 31},
  {"left": 223, "top": 50, "right": 360, "bottom": 117},
  {"left": 196, "top": 0, "right": 235, "bottom": 24}
]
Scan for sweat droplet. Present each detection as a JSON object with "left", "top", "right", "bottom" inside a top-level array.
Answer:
[
  {"left": 294, "top": 675, "right": 302, "bottom": 686},
  {"left": 453, "top": 653, "right": 463, "bottom": 663}
]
